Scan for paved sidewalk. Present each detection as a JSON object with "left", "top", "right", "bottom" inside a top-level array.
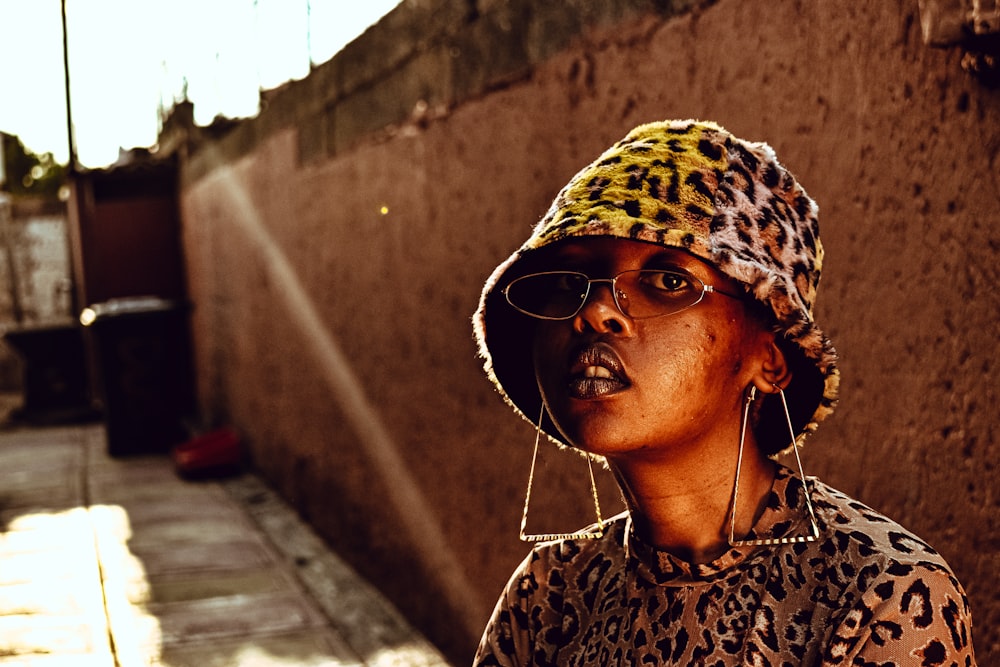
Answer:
[{"left": 0, "top": 424, "right": 451, "bottom": 666}]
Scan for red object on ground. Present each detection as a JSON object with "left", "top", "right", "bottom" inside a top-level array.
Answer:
[{"left": 172, "top": 427, "right": 242, "bottom": 477}]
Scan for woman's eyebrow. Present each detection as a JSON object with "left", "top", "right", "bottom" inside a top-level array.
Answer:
[
  {"left": 545, "top": 245, "right": 592, "bottom": 261},
  {"left": 642, "top": 251, "right": 691, "bottom": 269},
  {"left": 543, "top": 251, "right": 601, "bottom": 270}
]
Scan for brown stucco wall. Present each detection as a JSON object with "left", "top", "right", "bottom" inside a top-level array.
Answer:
[{"left": 175, "top": 0, "right": 999, "bottom": 662}]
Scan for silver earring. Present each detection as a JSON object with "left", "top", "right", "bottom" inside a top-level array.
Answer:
[
  {"left": 520, "top": 404, "right": 606, "bottom": 542},
  {"left": 729, "top": 385, "right": 820, "bottom": 547}
]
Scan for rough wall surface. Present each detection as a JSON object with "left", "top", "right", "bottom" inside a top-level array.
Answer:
[{"left": 177, "top": 0, "right": 999, "bottom": 662}]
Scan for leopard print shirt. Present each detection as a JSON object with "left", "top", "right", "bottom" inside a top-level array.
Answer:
[{"left": 475, "top": 467, "right": 975, "bottom": 666}]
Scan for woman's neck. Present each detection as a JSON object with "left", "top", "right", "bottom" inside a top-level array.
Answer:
[{"left": 609, "top": 441, "right": 776, "bottom": 564}]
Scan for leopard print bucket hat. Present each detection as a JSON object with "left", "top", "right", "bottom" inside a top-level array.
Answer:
[{"left": 474, "top": 119, "right": 839, "bottom": 456}]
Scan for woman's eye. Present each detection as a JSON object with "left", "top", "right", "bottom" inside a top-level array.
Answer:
[
  {"left": 552, "top": 273, "right": 587, "bottom": 293},
  {"left": 643, "top": 271, "right": 690, "bottom": 292}
]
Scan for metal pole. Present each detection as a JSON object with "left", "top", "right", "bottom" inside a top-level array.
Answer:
[
  {"left": 61, "top": 0, "right": 77, "bottom": 172},
  {"left": 60, "top": 0, "right": 82, "bottom": 317}
]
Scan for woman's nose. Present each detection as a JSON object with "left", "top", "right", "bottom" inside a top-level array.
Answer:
[{"left": 573, "top": 282, "right": 635, "bottom": 335}]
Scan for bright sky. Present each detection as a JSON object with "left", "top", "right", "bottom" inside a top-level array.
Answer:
[{"left": 0, "top": 0, "right": 401, "bottom": 168}]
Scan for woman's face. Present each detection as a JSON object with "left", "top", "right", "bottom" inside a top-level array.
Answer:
[{"left": 531, "top": 237, "right": 771, "bottom": 460}]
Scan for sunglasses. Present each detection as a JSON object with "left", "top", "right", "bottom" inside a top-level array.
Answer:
[{"left": 503, "top": 268, "right": 743, "bottom": 320}]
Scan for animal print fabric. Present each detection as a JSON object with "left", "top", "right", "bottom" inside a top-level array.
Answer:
[{"left": 474, "top": 467, "right": 975, "bottom": 666}]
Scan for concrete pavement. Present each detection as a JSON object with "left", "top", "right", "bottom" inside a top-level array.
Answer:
[{"left": 0, "top": 423, "right": 451, "bottom": 666}]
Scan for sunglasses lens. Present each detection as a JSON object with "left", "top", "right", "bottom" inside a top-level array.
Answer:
[
  {"left": 616, "top": 270, "right": 703, "bottom": 318},
  {"left": 506, "top": 272, "right": 588, "bottom": 319}
]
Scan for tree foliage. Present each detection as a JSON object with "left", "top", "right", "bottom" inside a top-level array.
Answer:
[{"left": 1, "top": 133, "right": 67, "bottom": 198}]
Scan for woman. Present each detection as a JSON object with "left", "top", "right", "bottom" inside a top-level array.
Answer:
[{"left": 472, "top": 120, "right": 975, "bottom": 665}]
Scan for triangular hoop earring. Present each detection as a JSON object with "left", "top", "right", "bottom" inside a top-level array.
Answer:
[
  {"left": 520, "top": 404, "right": 606, "bottom": 542},
  {"left": 729, "top": 385, "right": 821, "bottom": 547}
]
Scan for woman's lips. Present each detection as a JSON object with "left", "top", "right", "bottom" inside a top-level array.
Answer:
[{"left": 566, "top": 344, "right": 630, "bottom": 399}]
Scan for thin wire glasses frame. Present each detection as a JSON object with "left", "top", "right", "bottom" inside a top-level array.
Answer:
[{"left": 503, "top": 268, "right": 744, "bottom": 321}]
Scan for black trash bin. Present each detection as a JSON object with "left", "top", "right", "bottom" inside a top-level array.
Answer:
[
  {"left": 81, "top": 297, "right": 194, "bottom": 457},
  {"left": 2, "top": 322, "right": 96, "bottom": 425}
]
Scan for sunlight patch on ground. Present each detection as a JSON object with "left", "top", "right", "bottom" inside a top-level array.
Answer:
[
  {"left": 87, "top": 504, "right": 165, "bottom": 665},
  {"left": 0, "top": 425, "right": 450, "bottom": 665},
  {"left": 0, "top": 507, "right": 119, "bottom": 663},
  {"left": 1, "top": 503, "right": 367, "bottom": 665}
]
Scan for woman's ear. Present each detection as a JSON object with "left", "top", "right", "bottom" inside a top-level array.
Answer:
[{"left": 751, "top": 338, "right": 793, "bottom": 394}]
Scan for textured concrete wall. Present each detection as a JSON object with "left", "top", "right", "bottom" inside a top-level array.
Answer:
[
  {"left": 176, "top": 0, "right": 999, "bottom": 662},
  {"left": 0, "top": 199, "right": 72, "bottom": 326}
]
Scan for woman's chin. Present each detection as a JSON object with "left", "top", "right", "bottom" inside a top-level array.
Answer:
[{"left": 555, "top": 428, "right": 635, "bottom": 458}]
